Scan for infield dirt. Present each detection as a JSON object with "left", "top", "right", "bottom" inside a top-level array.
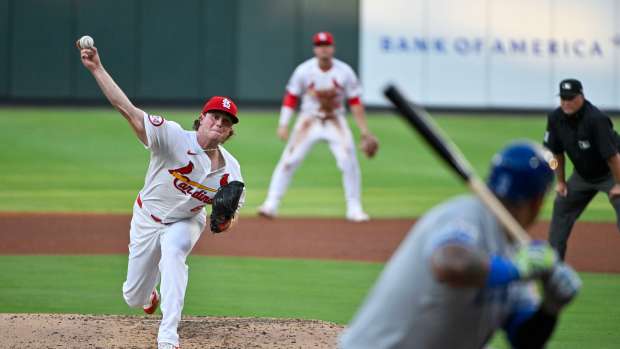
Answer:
[{"left": 1, "top": 214, "right": 618, "bottom": 272}]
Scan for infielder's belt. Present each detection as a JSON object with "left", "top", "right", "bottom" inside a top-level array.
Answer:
[
  {"left": 314, "top": 111, "right": 338, "bottom": 122},
  {"left": 136, "top": 194, "right": 171, "bottom": 225}
]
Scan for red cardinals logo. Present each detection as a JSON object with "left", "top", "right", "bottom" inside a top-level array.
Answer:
[
  {"left": 331, "top": 78, "right": 342, "bottom": 90},
  {"left": 168, "top": 161, "right": 216, "bottom": 204},
  {"left": 168, "top": 162, "right": 195, "bottom": 194},
  {"left": 308, "top": 79, "right": 344, "bottom": 118},
  {"left": 220, "top": 173, "right": 230, "bottom": 186}
]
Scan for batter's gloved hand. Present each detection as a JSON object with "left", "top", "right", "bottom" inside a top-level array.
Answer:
[
  {"left": 514, "top": 240, "right": 558, "bottom": 280},
  {"left": 541, "top": 262, "right": 581, "bottom": 314},
  {"left": 360, "top": 133, "right": 379, "bottom": 158},
  {"left": 210, "top": 181, "right": 244, "bottom": 233}
]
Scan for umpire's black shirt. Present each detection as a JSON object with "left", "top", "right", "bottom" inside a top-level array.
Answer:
[{"left": 544, "top": 100, "right": 620, "bottom": 182}]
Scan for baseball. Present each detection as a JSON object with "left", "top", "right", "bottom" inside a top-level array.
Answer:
[{"left": 78, "top": 35, "right": 94, "bottom": 49}]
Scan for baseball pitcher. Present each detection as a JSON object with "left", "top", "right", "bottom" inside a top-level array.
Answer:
[{"left": 78, "top": 40, "right": 244, "bottom": 349}]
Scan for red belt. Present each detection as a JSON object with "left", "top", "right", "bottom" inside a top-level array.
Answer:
[{"left": 136, "top": 194, "right": 171, "bottom": 225}]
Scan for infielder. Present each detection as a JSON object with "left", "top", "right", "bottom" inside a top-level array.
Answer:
[
  {"left": 78, "top": 40, "right": 244, "bottom": 349},
  {"left": 544, "top": 78, "right": 620, "bottom": 260},
  {"left": 340, "top": 141, "right": 581, "bottom": 349},
  {"left": 258, "top": 31, "right": 379, "bottom": 222}
]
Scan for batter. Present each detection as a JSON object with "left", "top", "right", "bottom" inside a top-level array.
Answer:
[{"left": 340, "top": 142, "right": 581, "bottom": 349}]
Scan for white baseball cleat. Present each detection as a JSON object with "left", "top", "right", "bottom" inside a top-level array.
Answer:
[
  {"left": 257, "top": 204, "right": 277, "bottom": 219},
  {"left": 158, "top": 342, "right": 179, "bottom": 349},
  {"left": 143, "top": 289, "right": 159, "bottom": 315},
  {"left": 346, "top": 210, "right": 370, "bottom": 222}
]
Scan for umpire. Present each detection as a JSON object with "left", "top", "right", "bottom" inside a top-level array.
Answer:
[{"left": 544, "top": 78, "right": 620, "bottom": 260}]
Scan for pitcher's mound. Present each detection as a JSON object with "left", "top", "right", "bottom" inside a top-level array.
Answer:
[{"left": 0, "top": 313, "right": 344, "bottom": 348}]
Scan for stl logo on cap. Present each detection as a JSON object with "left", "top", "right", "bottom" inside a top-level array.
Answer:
[
  {"left": 562, "top": 82, "right": 572, "bottom": 90},
  {"left": 313, "top": 31, "right": 334, "bottom": 46},
  {"left": 202, "top": 96, "right": 239, "bottom": 123}
]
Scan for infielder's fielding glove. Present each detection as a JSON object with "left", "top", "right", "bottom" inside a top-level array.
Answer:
[
  {"left": 210, "top": 181, "right": 244, "bottom": 233},
  {"left": 360, "top": 133, "right": 379, "bottom": 158}
]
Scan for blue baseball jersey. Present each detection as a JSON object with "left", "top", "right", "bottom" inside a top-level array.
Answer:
[{"left": 340, "top": 195, "right": 539, "bottom": 349}]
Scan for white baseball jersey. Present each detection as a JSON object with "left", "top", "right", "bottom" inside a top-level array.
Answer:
[
  {"left": 122, "top": 112, "right": 244, "bottom": 346},
  {"left": 287, "top": 57, "right": 362, "bottom": 118},
  {"left": 260, "top": 57, "right": 367, "bottom": 219},
  {"left": 139, "top": 112, "right": 244, "bottom": 223},
  {"left": 340, "top": 195, "right": 540, "bottom": 349}
]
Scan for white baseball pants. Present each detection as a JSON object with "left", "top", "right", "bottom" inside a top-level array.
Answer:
[
  {"left": 122, "top": 201, "right": 205, "bottom": 346},
  {"left": 263, "top": 115, "right": 363, "bottom": 214}
]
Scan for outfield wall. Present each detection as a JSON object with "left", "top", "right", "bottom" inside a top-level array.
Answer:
[
  {"left": 0, "top": 0, "right": 358, "bottom": 105},
  {"left": 2, "top": 0, "right": 618, "bottom": 111}
]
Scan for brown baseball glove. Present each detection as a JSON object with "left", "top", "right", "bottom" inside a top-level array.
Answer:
[{"left": 360, "top": 133, "right": 379, "bottom": 158}]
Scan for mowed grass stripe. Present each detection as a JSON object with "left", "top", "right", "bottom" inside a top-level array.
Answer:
[
  {"left": 0, "top": 255, "right": 618, "bottom": 348},
  {"left": 0, "top": 255, "right": 381, "bottom": 324},
  {"left": 0, "top": 107, "right": 617, "bottom": 221}
]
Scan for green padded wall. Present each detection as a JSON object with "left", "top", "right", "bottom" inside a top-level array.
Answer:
[
  {"left": 202, "top": 0, "right": 238, "bottom": 102},
  {"left": 236, "top": 0, "right": 298, "bottom": 102},
  {"left": 74, "top": 0, "right": 137, "bottom": 99},
  {"left": 0, "top": 0, "right": 9, "bottom": 96},
  {"left": 11, "top": 0, "right": 73, "bottom": 97},
  {"left": 2, "top": 0, "right": 361, "bottom": 103},
  {"left": 138, "top": 0, "right": 203, "bottom": 100}
]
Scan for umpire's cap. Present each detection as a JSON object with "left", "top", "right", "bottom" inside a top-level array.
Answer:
[
  {"left": 559, "top": 78, "right": 583, "bottom": 99},
  {"left": 487, "top": 141, "right": 554, "bottom": 203}
]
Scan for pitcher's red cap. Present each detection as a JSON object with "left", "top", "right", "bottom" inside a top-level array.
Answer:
[
  {"left": 313, "top": 32, "right": 334, "bottom": 46},
  {"left": 202, "top": 96, "right": 238, "bottom": 123}
]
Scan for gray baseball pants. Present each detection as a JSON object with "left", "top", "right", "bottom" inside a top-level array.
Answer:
[{"left": 548, "top": 172, "right": 620, "bottom": 260}]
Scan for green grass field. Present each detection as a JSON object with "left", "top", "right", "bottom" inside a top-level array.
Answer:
[
  {"left": 1, "top": 107, "right": 619, "bottom": 348},
  {"left": 0, "top": 255, "right": 618, "bottom": 348},
  {"left": 0, "top": 107, "right": 617, "bottom": 221}
]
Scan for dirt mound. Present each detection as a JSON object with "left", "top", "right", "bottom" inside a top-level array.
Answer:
[{"left": 0, "top": 313, "right": 344, "bottom": 348}]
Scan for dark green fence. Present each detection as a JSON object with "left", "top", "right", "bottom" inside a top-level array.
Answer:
[{"left": 0, "top": 0, "right": 359, "bottom": 104}]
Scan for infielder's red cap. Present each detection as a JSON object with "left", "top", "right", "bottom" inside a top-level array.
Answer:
[
  {"left": 313, "top": 31, "right": 334, "bottom": 46},
  {"left": 202, "top": 96, "right": 239, "bottom": 123}
]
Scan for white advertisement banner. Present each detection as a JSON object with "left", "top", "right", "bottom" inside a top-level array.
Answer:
[{"left": 360, "top": 0, "right": 620, "bottom": 109}]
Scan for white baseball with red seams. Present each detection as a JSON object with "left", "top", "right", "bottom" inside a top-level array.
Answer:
[
  {"left": 122, "top": 112, "right": 244, "bottom": 346},
  {"left": 259, "top": 56, "right": 368, "bottom": 221},
  {"left": 78, "top": 35, "right": 94, "bottom": 49}
]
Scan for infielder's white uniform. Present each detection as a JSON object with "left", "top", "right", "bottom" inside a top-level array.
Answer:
[
  {"left": 122, "top": 113, "right": 244, "bottom": 346},
  {"left": 340, "top": 195, "right": 539, "bottom": 349},
  {"left": 260, "top": 57, "right": 367, "bottom": 220}
]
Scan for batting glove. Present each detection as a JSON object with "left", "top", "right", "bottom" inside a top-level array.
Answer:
[
  {"left": 542, "top": 262, "right": 581, "bottom": 313},
  {"left": 513, "top": 240, "right": 558, "bottom": 280}
]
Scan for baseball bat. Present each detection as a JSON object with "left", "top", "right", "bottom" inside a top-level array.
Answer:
[{"left": 383, "top": 85, "right": 529, "bottom": 245}]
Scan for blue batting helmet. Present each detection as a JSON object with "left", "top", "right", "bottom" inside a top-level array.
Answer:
[{"left": 487, "top": 141, "right": 555, "bottom": 203}]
